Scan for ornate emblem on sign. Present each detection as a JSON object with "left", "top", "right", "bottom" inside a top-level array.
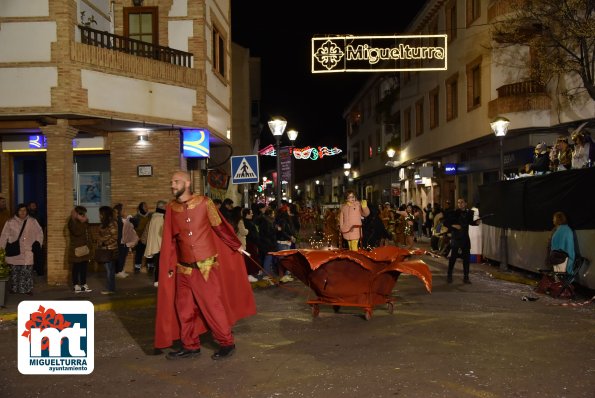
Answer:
[{"left": 314, "top": 40, "right": 345, "bottom": 71}]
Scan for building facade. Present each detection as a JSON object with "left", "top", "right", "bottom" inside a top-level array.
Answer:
[
  {"left": 0, "top": 0, "right": 238, "bottom": 284},
  {"left": 343, "top": 0, "right": 594, "bottom": 210}
]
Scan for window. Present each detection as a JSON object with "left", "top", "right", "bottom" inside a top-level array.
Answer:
[
  {"left": 415, "top": 98, "right": 424, "bottom": 136},
  {"left": 376, "top": 130, "right": 382, "bottom": 155},
  {"left": 352, "top": 142, "right": 361, "bottom": 168},
  {"left": 446, "top": 1, "right": 457, "bottom": 42},
  {"left": 429, "top": 87, "right": 439, "bottom": 129},
  {"left": 403, "top": 107, "right": 411, "bottom": 142},
  {"left": 368, "top": 135, "right": 373, "bottom": 159},
  {"left": 466, "top": 0, "right": 481, "bottom": 26},
  {"left": 446, "top": 73, "right": 458, "bottom": 121},
  {"left": 211, "top": 20, "right": 226, "bottom": 78},
  {"left": 467, "top": 56, "right": 482, "bottom": 110},
  {"left": 124, "top": 6, "right": 158, "bottom": 55}
]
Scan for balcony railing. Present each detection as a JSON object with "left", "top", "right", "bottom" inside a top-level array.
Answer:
[
  {"left": 79, "top": 25, "right": 193, "bottom": 68},
  {"left": 496, "top": 80, "right": 545, "bottom": 97}
]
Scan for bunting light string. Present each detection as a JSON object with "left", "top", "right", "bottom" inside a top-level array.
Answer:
[{"left": 258, "top": 145, "right": 342, "bottom": 160}]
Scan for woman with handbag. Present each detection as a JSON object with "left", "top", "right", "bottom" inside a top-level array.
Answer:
[
  {"left": 0, "top": 203, "right": 43, "bottom": 295},
  {"left": 548, "top": 211, "right": 576, "bottom": 275},
  {"left": 68, "top": 206, "right": 92, "bottom": 293},
  {"left": 96, "top": 206, "right": 118, "bottom": 295}
]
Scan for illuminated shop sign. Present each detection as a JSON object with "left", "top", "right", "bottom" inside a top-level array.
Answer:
[
  {"left": 29, "top": 135, "right": 46, "bottom": 149},
  {"left": 444, "top": 163, "right": 458, "bottom": 175},
  {"left": 182, "top": 129, "right": 210, "bottom": 158},
  {"left": 312, "top": 35, "right": 447, "bottom": 73}
]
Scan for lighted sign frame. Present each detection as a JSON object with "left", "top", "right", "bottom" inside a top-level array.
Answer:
[
  {"left": 182, "top": 129, "right": 210, "bottom": 158},
  {"left": 444, "top": 163, "right": 458, "bottom": 175},
  {"left": 312, "top": 34, "right": 447, "bottom": 73}
]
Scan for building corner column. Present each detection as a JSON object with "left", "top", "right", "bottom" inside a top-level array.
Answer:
[{"left": 42, "top": 121, "right": 77, "bottom": 285}]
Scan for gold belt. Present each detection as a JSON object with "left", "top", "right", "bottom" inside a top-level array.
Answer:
[{"left": 177, "top": 255, "right": 218, "bottom": 280}]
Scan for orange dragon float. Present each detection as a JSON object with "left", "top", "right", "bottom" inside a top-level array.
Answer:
[{"left": 271, "top": 245, "right": 432, "bottom": 320}]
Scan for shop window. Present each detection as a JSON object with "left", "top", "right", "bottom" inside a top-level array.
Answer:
[{"left": 74, "top": 154, "right": 111, "bottom": 224}]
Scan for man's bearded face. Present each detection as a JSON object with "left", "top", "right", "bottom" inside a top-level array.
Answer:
[{"left": 173, "top": 185, "right": 186, "bottom": 199}]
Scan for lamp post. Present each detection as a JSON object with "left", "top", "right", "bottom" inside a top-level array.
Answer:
[
  {"left": 490, "top": 116, "right": 510, "bottom": 272},
  {"left": 287, "top": 129, "right": 299, "bottom": 201},
  {"left": 386, "top": 148, "right": 396, "bottom": 205},
  {"left": 491, "top": 116, "right": 510, "bottom": 180},
  {"left": 343, "top": 162, "right": 351, "bottom": 194},
  {"left": 268, "top": 116, "right": 288, "bottom": 207}
]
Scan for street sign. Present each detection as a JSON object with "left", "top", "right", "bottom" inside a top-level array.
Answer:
[{"left": 231, "top": 155, "right": 259, "bottom": 184}]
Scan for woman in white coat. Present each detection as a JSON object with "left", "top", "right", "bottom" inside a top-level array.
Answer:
[{"left": 0, "top": 203, "right": 43, "bottom": 295}]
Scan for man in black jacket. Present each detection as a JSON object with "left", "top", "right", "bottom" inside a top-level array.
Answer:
[{"left": 443, "top": 198, "right": 478, "bottom": 284}]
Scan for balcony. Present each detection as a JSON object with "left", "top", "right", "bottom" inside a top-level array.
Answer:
[
  {"left": 488, "top": 80, "right": 550, "bottom": 118},
  {"left": 79, "top": 25, "right": 192, "bottom": 67}
]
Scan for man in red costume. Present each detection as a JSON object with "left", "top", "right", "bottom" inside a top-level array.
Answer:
[{"left": 154, "top": 171, "right": 257, "bottom": 360}]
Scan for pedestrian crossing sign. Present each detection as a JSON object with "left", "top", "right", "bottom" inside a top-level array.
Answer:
[{"left": 231, "top": 155, "right": 259, "bottom": 184}]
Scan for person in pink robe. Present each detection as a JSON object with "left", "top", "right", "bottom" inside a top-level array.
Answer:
[{"left": 339, "top": 190, "right": 370, "bottom": 251}]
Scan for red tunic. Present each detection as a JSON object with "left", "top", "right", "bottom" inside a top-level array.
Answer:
[{"left": 154, "top": 195, "right": 257, "bottom": 349}]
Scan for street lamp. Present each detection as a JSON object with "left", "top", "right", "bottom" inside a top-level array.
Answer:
[
  {"left": 287, "top": 129, "right": 299, "bottom": 200},
  {"left": 268, "top": 116, "right": 288, "bottom": 207},
  {"left": 490, "top": 116, "right": 510, "bottom": 272},
  {"left": 490, "top": 116, "right": 510, "bottom": 181},
  {"left": 386, "top": 148, "right": 396, "bottom": 205}
]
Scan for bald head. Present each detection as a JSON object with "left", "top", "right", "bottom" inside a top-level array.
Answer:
[{"left": 171, "top": 170, "right": 192, "bottom": 200}]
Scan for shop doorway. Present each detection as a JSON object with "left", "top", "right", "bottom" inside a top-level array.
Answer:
[{"left": 12, "top": 154, "right": 47, "bottom": 227}]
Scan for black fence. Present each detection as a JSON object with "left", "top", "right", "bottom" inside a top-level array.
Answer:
[
  {"left": 79, "top": 25, "right": 193, "bottom": 68},
  {"left": 479, "top": 167, "right": 595, "bottom": 231}
]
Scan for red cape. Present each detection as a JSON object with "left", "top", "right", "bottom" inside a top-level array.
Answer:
[{"left": 154, "top": 199, "right": 257, "bottom": 349}]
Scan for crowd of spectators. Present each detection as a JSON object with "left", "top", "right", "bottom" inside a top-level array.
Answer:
[{"left": 521, "top": 123, "right": 594, "bottom": 178}]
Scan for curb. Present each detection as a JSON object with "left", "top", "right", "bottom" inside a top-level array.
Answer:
[
  {"left": 489, "top": 271, "right": 538, "bottom": 286},
  {"left": 0, "top": 294, "right": 157, "bottom": 323}
]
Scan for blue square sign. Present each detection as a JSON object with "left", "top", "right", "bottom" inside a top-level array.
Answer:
[{"left": 231, "top": 155, "right": 259, "bottom": 184}]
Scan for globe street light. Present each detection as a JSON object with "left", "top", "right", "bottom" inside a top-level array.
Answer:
[
  {"left": 343, "top": 162, "right": 351, "bottom": 177},
  {"left": 490, "top": 116, "right": 510, "bottom": 272},
  {"left": 268, "top": 116, "right": 288, "bottom": 207}
]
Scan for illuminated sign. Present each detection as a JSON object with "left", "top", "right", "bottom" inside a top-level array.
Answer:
[
  {"left": 182, "top": 129, "right": 210, "bottom": 158},
  {"left": 444, "top": 163, "right": 458, "bottom": 175},
  {"left": 29, "top": 135, "right": 46, "bottom": 149},
  {"left": 258, "top": 145, "right": 343, "bottom": 160},
  {"left": 312, "top": 35, "right": 447, "bottom": 73},
  {"left": 293, "top": 146, "right": 342, "bottom": 160}
]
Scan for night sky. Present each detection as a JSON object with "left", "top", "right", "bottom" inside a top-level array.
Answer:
[{"left": 230, "top": 1, "right": 425, "bottom": 178}]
